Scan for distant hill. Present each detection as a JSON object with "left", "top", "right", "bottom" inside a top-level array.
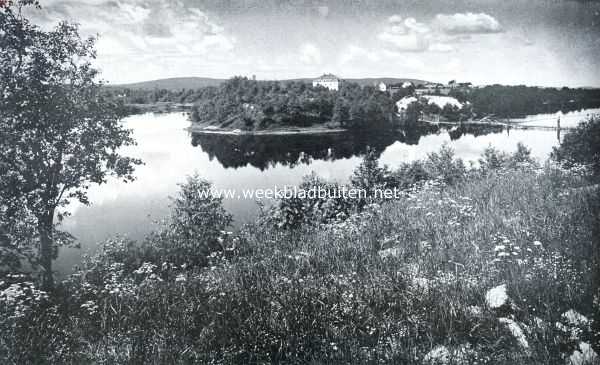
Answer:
[
  {"left": 111, "top": 76, "right": 429, "bottom": 90},
  {"left": 345, "top": 77, "right": 429, "bottom": 86},
  {"left": 282, "top": 77, "right": 429, "bottom": 86},
  {"left": 111, "top": 77, "right": 225, "bottom": 90}
]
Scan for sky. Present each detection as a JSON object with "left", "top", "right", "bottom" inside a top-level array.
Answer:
[{"left": 26, "top": 0, "right": 600, "bottom": 86}]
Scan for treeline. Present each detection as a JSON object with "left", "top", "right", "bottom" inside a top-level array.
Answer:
[
  {"left": 189, "top": 77, "right": 396, "bottom": 131},
  {"left": 101, "top": 86, "right": 218, "bottom": 105},
  {"left": 460, "top": 85, "right": 600, "bottom": 118},
  {"left": 103, "top": 80, "right": 600, "bottom": 123}
]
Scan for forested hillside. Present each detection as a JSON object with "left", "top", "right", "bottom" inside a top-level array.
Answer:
[{"left": 190, "top": 77, "right": 396, "bottom": 131}]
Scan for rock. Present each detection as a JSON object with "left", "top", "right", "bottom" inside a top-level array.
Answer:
[
  {"left": 423, "top": 345, "right": 450, "bottom": 364},
  {"left": 562, "top": 310, "right": 590, "bottom": 327},
  {"left": 423, "top": 344, "right": 475, "bottom": 364},
  {"left": 485, "top": 284, "right": 509, "bottom": 309},
  {"left": 498, "top": 317, "right": 530, "bottom": 352},
  {"left": 558, "top": 309, "right": 591, "bottom": 340},
  {"left": 569, "top": 342, "right": 599, "bottom": 365}
]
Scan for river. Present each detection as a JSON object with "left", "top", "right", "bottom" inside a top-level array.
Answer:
[{"left": 56, "top": 108, "right": 599, "bottom": 275}]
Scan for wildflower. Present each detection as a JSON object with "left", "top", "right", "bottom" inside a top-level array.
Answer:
[
  {"left": 134, "top": 262, "right": 157, "bottom": 275},
  {"left": 80, "top": 300, "right": 99, "bottom": 315},
  {"left": 175, "top": 274, "right": 186, "bottom": 282}
]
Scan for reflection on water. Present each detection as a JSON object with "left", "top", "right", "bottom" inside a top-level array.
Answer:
[
  {"left": 509, "top": 108, "right": 600, "bottom": 128},
  {"left": 56, "top": 110, "right": 595, "bottom": 276},
  {"left": 191, "top": 125, "right": 440, "bottom": 170}
]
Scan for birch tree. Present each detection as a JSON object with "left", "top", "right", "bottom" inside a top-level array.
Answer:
[{"left": 0, "top": 1, "right": 141, "bottom": 289}]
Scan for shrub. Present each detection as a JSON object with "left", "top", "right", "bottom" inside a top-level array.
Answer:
[
  {"left": 423, "top": 144, "right": 467, "bottom": 185},
  {"left": 552, "top": 116, "right": 600, "bottom": 181},
  {"left": 142, "top": 174, "right": 233, "bottom": 268}
]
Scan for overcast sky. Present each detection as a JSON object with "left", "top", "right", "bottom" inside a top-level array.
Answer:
[{"left": 27, "top": 0, "right": 600, "bottom": 86}]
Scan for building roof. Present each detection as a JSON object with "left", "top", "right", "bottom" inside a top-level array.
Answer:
[{"left": 314, "top": 73, "right": 340, "bottom": 82}]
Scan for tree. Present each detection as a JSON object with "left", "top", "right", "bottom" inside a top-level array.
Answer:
[
  {"left": 143, "top": 175, "right": 232, "bottom": 268},
  {"left": 0, "top": 2, "right": 141, "bottom": 289},
  {"left": 552, "top": 116, "right": 600, "bottom": 180},
  {"left": 350, "top": 147, "right": 395, "bottom": 206}
]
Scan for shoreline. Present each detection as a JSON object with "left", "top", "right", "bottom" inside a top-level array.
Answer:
[{"left": 187, "top": 124, "right": 348, "bottom": 135}]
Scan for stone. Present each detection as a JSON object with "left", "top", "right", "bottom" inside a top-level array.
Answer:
[
  {"left": 423, "top": 345, "right": 450, "bottom": 364},
  {"left": 568, "top": 342, "right": 599, "bottom": 365},
  {"left": 498, "top": 317, "right": 529, "bottom": 352},
  {"left": 485, "top": 284, "right": 508, "bottom": 309}
]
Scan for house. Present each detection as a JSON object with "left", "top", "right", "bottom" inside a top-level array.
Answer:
[
  {"left": 396, "top": 96, "right": 418, "bottom": 112},
  {"left": 312, "top": 73, "right": 340, "bottom": 91},
  {"left": 377, "top": 82, "right": 387, "bottom": 92}
]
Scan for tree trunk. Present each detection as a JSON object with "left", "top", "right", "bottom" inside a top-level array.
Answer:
[
  {"left": 591, "top": 193, "right": 600, "bottom": 354},
  {"left": 38, "top": 211, "right": 54, "bottom": 291}
]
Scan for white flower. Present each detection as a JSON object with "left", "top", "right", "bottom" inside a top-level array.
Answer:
[
  {"left": 175, "top": 274, "right": 186, "bottom": 282},
  {"left": 134, "top": 262, "right": 157, "bottom": 275}
]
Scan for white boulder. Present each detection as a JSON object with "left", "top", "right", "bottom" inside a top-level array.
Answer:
[
  {"left": 423, "top": 345, "right": 450, "bottom": 364},
  {"left": 569, "top": 342, "right": 599, "bottom": 365},
  {"left": 485, "top": 284, "right": 509, "bottom": 309},
  {"left": 498, "top": 317, "right": 529, "bottom": 352}
]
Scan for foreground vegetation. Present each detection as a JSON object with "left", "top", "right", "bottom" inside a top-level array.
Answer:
[{"left": 2, "top": 120, "right": 599, "bottom": 363}]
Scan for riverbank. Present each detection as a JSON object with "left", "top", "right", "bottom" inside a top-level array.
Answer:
[
  {"left": 188, "top": 123, "right": 347, "bottom": 135},
  {"left": 2, "top": 144, "right": 598, "bottom": 364}
]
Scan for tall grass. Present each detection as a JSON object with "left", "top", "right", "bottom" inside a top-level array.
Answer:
[{"left": 0, "top": 146, "right": 597, "bottom": 364}]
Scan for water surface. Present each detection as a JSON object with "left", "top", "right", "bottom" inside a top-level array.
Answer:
[{"left": 57, "top": 109, "right": 598, "bottom": 274}]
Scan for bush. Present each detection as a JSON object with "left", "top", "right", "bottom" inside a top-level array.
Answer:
[
  {"left": 423, "top": 144, "right": 467, "bottom": 185},
  {"left": 142, "top": 174, "right": 233, "bottom": 268},
  {"left": 552, "top": 116, "right": 600, "bottom": 181}
]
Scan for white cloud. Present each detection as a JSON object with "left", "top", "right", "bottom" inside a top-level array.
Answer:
[
  {"left": 388, "top": 15, "right": 403, "bottom": 23},
  {"left": 434, "top": 12, "right": 502, "bottom": 34},
  {"left": 377, "top": 16, "right": 432, "bottom": 52},
  {"left": 404, "top": 17, "right": 430, "bottom": 34},
  {"left": 299, "top": 43, "right": 322, "bottom": 64},
  {"left": 30, "top": 0, "right": 235, "bottom": 58},
  {"left": 378, "top": 32, "right": 429, "bottom": 52},
  {"left": 378, "top": 13, "right": 499, "bottom": 54}
]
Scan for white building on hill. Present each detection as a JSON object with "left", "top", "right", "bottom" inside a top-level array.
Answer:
[{"left": 313, "top": 73, "right": 340, "bottom": 91}]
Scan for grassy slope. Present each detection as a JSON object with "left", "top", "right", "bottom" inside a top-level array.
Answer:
[{"left": 7, "top": 165, "right": 591, "bottom": 364}]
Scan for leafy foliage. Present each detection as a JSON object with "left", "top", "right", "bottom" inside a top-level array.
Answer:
[
  {"left": 2, "top": 148, "right": 597, "bottom": 364},
  {"left": 468, "top": 85, "right": 600, "bottom": 118},
  {"left": 552, "top": 116, "right": 600, "bottom": 181},
  {"left": 0, "top": 2, "right": 141, "bottom": 288},
  {"left": 142, "top": 174, "right": 233, "bottom": 268},
  {"left": 190, "top": 77, "right": 396, "bottom": 131}
]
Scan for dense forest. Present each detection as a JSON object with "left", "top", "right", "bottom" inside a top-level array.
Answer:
[
  {"left": 189, "top": 77, "right": 396, "bottom": 131},
  {"left": 451, "top": 85, "right": 600, "bottom": 118},
  {"left": 103, "top": 79, "right": 600, "bottom": 126}
]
